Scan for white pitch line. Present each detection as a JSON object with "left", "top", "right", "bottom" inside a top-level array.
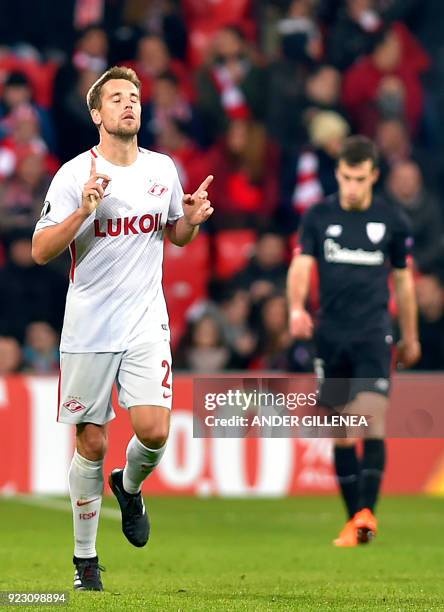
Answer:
[{"left": 12, "top": 495, "right": 121, "bottom": 520}]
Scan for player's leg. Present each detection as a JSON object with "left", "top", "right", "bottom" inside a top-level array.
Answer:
[
  {"left": 69, "top": 423, "right": 107, "bottom": 589},
  {"left": 109, "top": 406, "right": 170, "bottom": 547},
  {"left": 346, "top": 333, "right": 392, "bottom": 542},
  {"left": 124, "top": 405, "right": 170, "bottom": 493},
  {"left": 111, "top": 340, "right": 172, "bottom": 547},
  {"left": 59, "top": 351, "right": 120, "bottom": 589},
  {"left": 315, "top": 334, "right": 359, "bottom": 544},
  {"left": 333, "top": 437, "right": 360, "bottom": 521}
]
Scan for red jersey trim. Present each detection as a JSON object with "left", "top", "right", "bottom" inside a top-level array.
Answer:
[
  {"left": 90, "top": 147, "right": 98, "bottom": 158},
  {"left": 69, "top": 240, "right": 77, "bottom": 282}
]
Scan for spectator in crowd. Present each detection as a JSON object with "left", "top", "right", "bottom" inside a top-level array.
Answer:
[
  {"left": 385, "top": 160, "right": 444, "bottom": 272},
  {"left": 413, "top": 274, "right": 444, "bottom": 370},
  {"left": 0, "top": 104, "right": 58, "bottom": 181},
  {"left": 234, "top": 230, "right": 288, "bottom": 302},
  {"left": 0, "top": 233, "right": 67, "bottom": 343},
  {"left": 175, "top": 313, "right": 240, "bottom": 372},
  {"left": 281, "top": 111, "right": 350, "bottom": 226},
  {"left": 0, "top": 151, "right": 52, "bottom": 232},
  {"left": 139, "top": 71, "right": 204, "bottom": 148},
  {"left": 302, "top": 65, "right": 345, "bottom": 125},
  {"left": 276, "top": 0, "right": 323, "bottom": 65},
  {"left": 53, "top": 25, "right": 109, "bottom": 161},
  {"left": 342, "top": 22, "right": 430, "bottom": 137},
  {"left": 375, "top": 117, "right": 440, "bottom": 188},
  {"left": 0, "top": 336, "right": 22, "bottom": 375},
  {"left": 218, "top": 287, "right": 257, "bottom": 366},
  {"left": 23, "top": 321, "right": 59, "bottom": 374},
  {"left": 0, "top": 71, "right": 56, "bottom": 152},
  {"left": 251, "top": 293, "right": 292, "bottom": 370},
  {"left": 268, "top": 0, "right": 323, "bottom": 151},
  {"left": 197, "top": 25, "right": 267, "bottom": 143},
  {"left": 153, "top": 118, "right": 210, "bottom": 194},
  {"left": 54, "top": 68, "right": 102, "bottom": 163},
  {"left": 125, "top": 34, "right": 192, "bottom": 105},
  {"left": 326, "top": 0, "right": 384, "bottom": 70},
  {"left": 269, "top": 62, "right": 345, "bottom": 153},
  {"left": 207, "top": 118, "right": 280, "bottom": 229},
  {"left": 123, "top": 0, "right": 188, "bottom": 61}
]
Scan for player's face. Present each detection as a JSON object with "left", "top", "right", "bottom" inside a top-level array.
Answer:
[
  {"left": 336, "top": 160, "right": 379, "bottom": 209},
  {"left": 94, "top": 79, "right": 141, "bottom": 139}
]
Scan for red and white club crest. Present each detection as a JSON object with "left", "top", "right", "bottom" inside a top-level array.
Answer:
[
  {"left": 148, "top": 183, "right": 168, "bottom": 197},
  {"left": 63, "top": 399, "right": 86, "bottom": 413}
]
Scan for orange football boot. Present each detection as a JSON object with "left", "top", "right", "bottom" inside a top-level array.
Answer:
[
  {"left": 354, "top": 508, "right": 377, "bottom": 544},
  {"left": 333, "top": 518, "right": 358, "bottom": 547}
]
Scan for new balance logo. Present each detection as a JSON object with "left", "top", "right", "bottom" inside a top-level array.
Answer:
[{"left": 94, "top": 213, "right": 163, "bottom": 237}]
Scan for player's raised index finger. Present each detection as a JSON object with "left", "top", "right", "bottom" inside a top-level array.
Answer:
[
  {"left": 90, "top": 155, "right": 96, "bottom": 177},
  {"left": 198, "top": 175, "right": 214, "bottom": 191}
]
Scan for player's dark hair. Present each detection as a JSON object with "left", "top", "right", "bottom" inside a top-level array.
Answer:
[
  {"left": 338, "top": 136, "right": 379, "bottom": 168},
  {"left": 86, "top": 66, "right": 141, "bottom": 111}
]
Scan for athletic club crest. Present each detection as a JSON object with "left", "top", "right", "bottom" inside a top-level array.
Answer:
[{"left": 366, "top": 222, "right": 386, "bottom": 244}]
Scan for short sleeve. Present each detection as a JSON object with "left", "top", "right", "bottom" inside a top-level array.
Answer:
[
  {"left": 34, "top": 165, "right": 81, "bottom": 231},
  {"left": 299, "top": 206, "right": 320, "bottom": 258},
  {"left": 167, "top": 161, "right": 184, "bottom": 225},
  {"left": 389, "top": 207, "right": 413, "bottom": 269}
]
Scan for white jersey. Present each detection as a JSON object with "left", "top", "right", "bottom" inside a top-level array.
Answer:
[{"left": 34, "top": 146, "right": 184, "bottom": 352}]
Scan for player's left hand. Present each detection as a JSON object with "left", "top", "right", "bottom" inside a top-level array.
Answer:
[
  {"left": 396, "top": 339, "right": 421, "bottom": 369},
  {"left": 182, "top": 175, "right": 214, "bottom": 226}
]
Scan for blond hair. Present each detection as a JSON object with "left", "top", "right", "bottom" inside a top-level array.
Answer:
[{"left": 86, "top": 66, "right": 141, "bottom": 111}]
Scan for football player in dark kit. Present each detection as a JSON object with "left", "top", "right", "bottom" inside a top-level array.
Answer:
[{"left": 287, "top": 136, "right": 421, "bottom": 546}]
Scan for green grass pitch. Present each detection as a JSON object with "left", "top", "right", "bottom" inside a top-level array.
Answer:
[{"left": 0, "top": 495, "right": 443, "bottom": 611}]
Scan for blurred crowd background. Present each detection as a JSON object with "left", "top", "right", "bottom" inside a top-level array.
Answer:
[{"left": 0, "top": 0, "right": 443, "bottom": 375}]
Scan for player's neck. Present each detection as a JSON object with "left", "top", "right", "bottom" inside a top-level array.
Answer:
[
  {"left": 339, "top": 192, "right": 373, "bottom": 212},
  {"left": 96, "top": 136, "right": 138, "bottom": 166}
]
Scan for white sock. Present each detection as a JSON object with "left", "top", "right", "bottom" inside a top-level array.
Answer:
[
  {"left": 68, "top": 450, "right": 103, "bottom": 559},
  {"left": 122, "top": 435, "right": 166, "bottom": 494}
]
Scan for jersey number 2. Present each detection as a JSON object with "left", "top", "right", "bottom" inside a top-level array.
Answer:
[{"left": 161, "top": 360, "right": 171, "bottom": 390}]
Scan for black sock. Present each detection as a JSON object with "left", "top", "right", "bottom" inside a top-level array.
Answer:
[
  {"left": 334, "top": 445, "right": 360, "bottom": 519},
  {"left": 358, "top": 439, "right": 386, "bottom": 512}
]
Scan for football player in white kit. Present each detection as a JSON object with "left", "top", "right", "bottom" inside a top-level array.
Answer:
[{"left": 32, "top": 66, "right": 214, "bottom": 591}]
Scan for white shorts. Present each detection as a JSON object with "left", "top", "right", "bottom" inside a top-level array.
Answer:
[{"left": 57, "top": 340, "right": 173, "bottom": 425}]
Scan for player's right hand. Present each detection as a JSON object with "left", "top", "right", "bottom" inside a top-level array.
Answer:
[
  {"left": 81, "top": 156, "right": 112, "bottom": 215},
  {"left": 289, "top": 308, "right": 314, "bottom": 339}
]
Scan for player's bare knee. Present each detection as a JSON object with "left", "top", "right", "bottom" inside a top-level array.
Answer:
[
  {"left": 136, "top": 426, "right": 169, "bottom": 449},
  {"left": 76, "top": 423, "right": 107, "bottom": 460}
]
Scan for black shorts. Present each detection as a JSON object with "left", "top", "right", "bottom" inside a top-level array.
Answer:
[{"left": 315, "top": 329, "right": 393, "bottom": 408}]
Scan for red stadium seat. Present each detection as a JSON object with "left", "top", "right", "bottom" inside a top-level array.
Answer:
[
  {"left": 214, "top": 229, "right": 256, "bottom": 279},
  {"left": 163, "top": 233, "right": 210, "bottom": 346}
]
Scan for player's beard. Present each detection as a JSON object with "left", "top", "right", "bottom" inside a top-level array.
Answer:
[{"left": 102, "top": 120, "right": 139, "bottom": 141}]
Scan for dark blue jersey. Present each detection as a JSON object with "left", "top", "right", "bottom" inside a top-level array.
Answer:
[{"left": 299, "top": 194, "right": 412, "bottom": 335}]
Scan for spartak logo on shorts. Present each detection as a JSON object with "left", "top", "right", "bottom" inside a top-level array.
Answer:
[
  {"left": 148, "top": 183, "right": 168, "bottom": 197},
  {"left": 63, "top": 399, "right": 86, "bottom": 413}
]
